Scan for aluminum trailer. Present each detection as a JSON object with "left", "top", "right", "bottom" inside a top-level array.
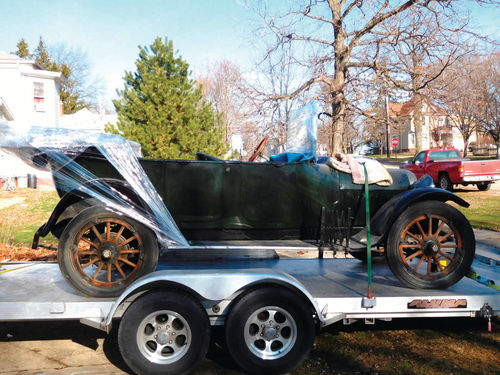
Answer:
[{"left": 1, "top": 255, "right": 498, "bottom": 375}]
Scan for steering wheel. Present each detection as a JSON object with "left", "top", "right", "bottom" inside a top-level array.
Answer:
[{"left": 248, "top": 136, "right": 269, "bottom": 162}]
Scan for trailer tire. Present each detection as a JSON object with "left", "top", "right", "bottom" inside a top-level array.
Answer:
[
  {"left": 58, "top": 206, "right": 158, "bottom": 297},
  {"left": 225, "top": 287, "right": 315, "bottom": 374},
  {"left": 386, "top": 201, "right": 475, "bottom": 289},
  {"left": 118, "top": 291, "right": 210, "bottom": 375}
]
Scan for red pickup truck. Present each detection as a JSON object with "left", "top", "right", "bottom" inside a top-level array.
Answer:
[{"left": 400, "top": 148, "right": 500, "bottom": 191}]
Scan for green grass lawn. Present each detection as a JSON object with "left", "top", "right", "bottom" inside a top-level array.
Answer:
[
  {"left": 452, "top": 192, "right": 500, "bottom": 231},
  {"left": 0, "top": 190, "right": 59, "bottom": 247}
]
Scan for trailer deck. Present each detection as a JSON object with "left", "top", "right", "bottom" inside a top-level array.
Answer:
[{"left": 1, "top": 257, "right": 498, "bottom": 326}]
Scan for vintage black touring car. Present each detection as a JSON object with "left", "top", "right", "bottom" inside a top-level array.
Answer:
[{"left": 22, "top": 135, "right": 476, "bottom": 298}]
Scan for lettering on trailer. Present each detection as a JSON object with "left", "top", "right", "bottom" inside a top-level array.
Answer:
[{"left": 407, "top": 299, "right": 467, "bottom": 309}]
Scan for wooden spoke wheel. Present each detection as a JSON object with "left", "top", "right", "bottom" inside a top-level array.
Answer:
[
  {"left": 58, "top": 206, "right": 158, "bottom": 297},
  {"left": 386, "top": 201, "right": 474, "bottom": 289},
  {"left": 398, "top": 214, "right": 461, "bottom": 279},
  {"left": 74, "top": 218, "right": 144, "bottom": 287}
]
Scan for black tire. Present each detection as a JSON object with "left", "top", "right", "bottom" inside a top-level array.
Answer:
[
  {"left": 118, "top": 291, "right": 210, "bottom": 375},
  {"left": 438, "top": 173, "right": 453, "bottom": 191},
  {"left": 477, "top": 182, "right": 491, "bottom": 191},
  {"left": 225, "top": 287, "right": 315, "bottom": 374},
  {"left": 386, "top": 201, "right": 475, "bottom": 289},
  {"left": 58, "top": 206, "right": 159, "bottom": 297}
]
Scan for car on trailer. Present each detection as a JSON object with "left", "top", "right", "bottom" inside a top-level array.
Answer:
[{"left": 28, "top": 139, "right": 478, "bottom": 297}]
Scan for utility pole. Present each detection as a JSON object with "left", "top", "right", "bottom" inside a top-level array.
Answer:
[{"left": 385, "top": 93, "right": 391, "bottom": 158}]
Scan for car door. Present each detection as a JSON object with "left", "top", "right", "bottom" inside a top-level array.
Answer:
[{"left": 406, "top": 151, "right": 427, "bottom": 179}]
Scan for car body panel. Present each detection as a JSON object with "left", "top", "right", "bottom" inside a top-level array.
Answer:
[{"left": 51, "top": 150, "right": 419, "bottom": 243}]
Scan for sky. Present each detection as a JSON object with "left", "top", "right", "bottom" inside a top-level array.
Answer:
[
  {"left": 0, "top": 0, "right": 257, "bottom": 104},
  {"left": 0, "top": 0, "right": 498, "bottom": 106}
]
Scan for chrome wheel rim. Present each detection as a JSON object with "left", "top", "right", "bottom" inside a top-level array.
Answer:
[
  {"left": 243, "top": 306, "right": 297, "bottom": 360},
  {"left": 136, "top": 310, "right": 191, "bottom": 364}
]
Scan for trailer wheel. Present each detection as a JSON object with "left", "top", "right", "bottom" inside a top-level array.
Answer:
[
  {"left": 58, "top": 206, "right": 158, "bottom": 297},
  {"left": 118, "top": 291, "right": 210, "bottom": 375},
  {"left": 225, "top": 287, "right": 315, "bottom": 374},
  {"left": 477, "top": 182, "right": 491, "bottom": 191},
  {"left": 386, "top": 201, "right": 475, "bottom": 289}
]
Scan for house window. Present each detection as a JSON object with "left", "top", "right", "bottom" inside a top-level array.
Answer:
[{"left": 33, "top": 82, "right": 45, "bottom": 112}]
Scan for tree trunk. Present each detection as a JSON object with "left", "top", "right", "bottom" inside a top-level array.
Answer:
[
  {"left": 331, "top": 97, "right": 345, "bottom": 154},
  {"left": 414, "top": 93, "right": 423, "bottom": 152}
]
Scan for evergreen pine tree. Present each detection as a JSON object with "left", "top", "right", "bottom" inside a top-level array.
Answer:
[
  {"left": 15, "top": 38, "right": 30, "bottom": 59},
  {"left": 34, "top": 37, "right": 55, "bottom": 70},
  {"left": 107, "top": 37, "right": 227, "bottom": 159}
]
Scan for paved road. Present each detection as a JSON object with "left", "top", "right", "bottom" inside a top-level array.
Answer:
[{"left": 0, "top": 321, "right": 241, "bottom": 375}]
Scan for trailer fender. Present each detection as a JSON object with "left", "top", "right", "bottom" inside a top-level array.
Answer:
[
  {"left": 103, "top": 268, "right": 324, "bottom": 329},
  {"left": 355, "top": 186, "right": 470, "bottom": 247}
]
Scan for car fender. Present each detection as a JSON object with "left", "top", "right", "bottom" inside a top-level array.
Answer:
[
  {"left": 370, "top": 187, "right": 469, "bottom": 243},
  {"left": 31, "top": 178, "right": 139, "bottom": 248}
]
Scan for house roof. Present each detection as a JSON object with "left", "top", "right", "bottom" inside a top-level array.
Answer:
[
  {"left": 0, "top": 51, "right": 61, "bottom": 79},
  {"left": 388, "top": 97, "right": 446, "bottom": 118},
  {"left": 0, "top": 51, "right": 40, "bottom": 67}
]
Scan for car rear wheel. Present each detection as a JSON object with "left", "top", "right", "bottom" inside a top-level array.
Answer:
[
  {"left": 386, "top": 201, "right": 475, "bottom": 289},
  {"left": 58, "top": 206, "right": 159, "bottom": 297},
  {"left": 477, "top": 182, "right": 491, "bottom": 191}
]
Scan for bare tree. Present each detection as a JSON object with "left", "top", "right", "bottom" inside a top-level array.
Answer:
[
  {"left": 248, "top": 36, "right": 311, "bottom": 153},
  {"left": 434, "top": 54, "right": 486, "bottom": 156},
  {"left": 478, "top": 52, "right": 500, "bottom": 158},
  {"left": 197, "top": 60, "right": 261, "bottom": 157},
  {"left": 50, "top": 44, "right": 103, "bottom": 113},
  {"left": 197, "top": 60, "right": 247, "bottom": 143},
  {"left": 378, "top": 7, "right": 471, "bottom": 152},
  {"left": 251, "top": 0, "right": 498, "bottom": 154}
]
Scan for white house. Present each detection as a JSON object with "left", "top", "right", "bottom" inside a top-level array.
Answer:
[
  {"left": 388, "top": 98, "right": 477, "bottom": 152},
  {"left": 59, "top": 107, "right": 117, "bottom": 132},
  {"left": 0, "top": 51, "right": 63, "bottom": 186},
  {"left": 0, "top": 51, "right": 62, "bottom": 127}
]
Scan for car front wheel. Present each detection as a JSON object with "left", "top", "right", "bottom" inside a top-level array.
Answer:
[{"left": 386, "top": 201, "right": 475, "bottom": 289}]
